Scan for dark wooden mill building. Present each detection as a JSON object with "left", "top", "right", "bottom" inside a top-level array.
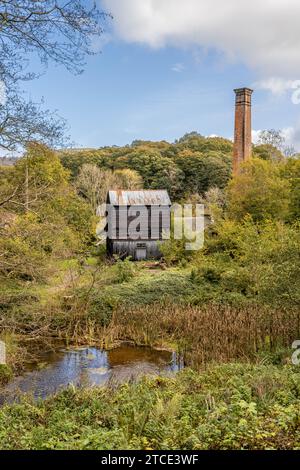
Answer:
[{"left": 106, "top": 190, "right": 171, "bottom": 260}]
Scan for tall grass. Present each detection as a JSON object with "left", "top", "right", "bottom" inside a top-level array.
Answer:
[{"left": 108, "top": 302, "right": 300, "bottom": 367}]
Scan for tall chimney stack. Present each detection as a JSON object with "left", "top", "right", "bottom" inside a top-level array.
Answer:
[{"left": 233, "top": 87, "right": 253, "bottom": 175}]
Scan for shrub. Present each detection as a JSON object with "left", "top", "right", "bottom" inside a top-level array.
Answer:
[
  {"left": 193, "top": 218, "right": 300, "bottom": 307},
  {"left": 1, "top": 364, "right": 300, "bottom": 450},
  {"left": 87, "top": 295, "right": 117, "bottom": 327},
  {"left": 113, "top": 257, "right": 137, "bottom": 284},
  {"left": 220, "top": 267, "right": 252, "bottom": 295},
  {"left": 0, "top": 364, "right": 12, "bottom": 386}
]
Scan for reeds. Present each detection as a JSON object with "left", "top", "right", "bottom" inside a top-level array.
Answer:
[{"left": 108, "top": 302, "right": 300, "bottom": 367}]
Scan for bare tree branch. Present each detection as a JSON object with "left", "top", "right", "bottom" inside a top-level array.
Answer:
[
  {"left": 0, "top": 1, "right": 110, "bottom": 150},
  {"left": 0, "top": 185, "right": 18, "bottom": 207}
]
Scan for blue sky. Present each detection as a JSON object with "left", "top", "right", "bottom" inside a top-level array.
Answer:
[{"left": 23, "top": 0, "right": 300, "bottom": 150}]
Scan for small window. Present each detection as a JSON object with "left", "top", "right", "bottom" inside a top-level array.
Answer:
[{"left": 137, "top": 242, "right": 147, "bottom": 249}]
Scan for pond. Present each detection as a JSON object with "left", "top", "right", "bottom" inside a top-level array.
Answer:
[{"left": 0, "top": 344, "right": 183, "bottom": 403}]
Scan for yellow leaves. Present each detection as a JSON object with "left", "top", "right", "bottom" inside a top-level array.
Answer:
[
  {"left": 227, "top": 158, "right": 291, "bottom": 222},
  {"left": 238, "top": 418, "right": 248, "bottom": 428},
  {"left": 238, "top": 400, "right": 257, "bottom": 416},
  {"left": 153, "top": 393, "right": 182, "bottom": 423}
]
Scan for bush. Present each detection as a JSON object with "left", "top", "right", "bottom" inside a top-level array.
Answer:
[
  {"left": 198, "top": 265, "right": 222, "bottom": 284},
  {"left": 0, "top": 364, "right": 12, "bottom": 386},
  {"left": 160, "top": 238, "right": 190, "bottom": 266},
  {"left": 113, "top": 257, "right": 137, "bottom": 284},
  {"left": 192, "top": 218, "right": 300, "bottom": 307},
  {"left": 220, "top": 267, "right": 252, "bottom": 295},
  {"left": 87, "top": 295, "right": 117, "bottom": 327}
]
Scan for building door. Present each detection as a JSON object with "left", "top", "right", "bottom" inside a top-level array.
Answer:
[{"left": 135, "top": 243, "right": 147, "bottom": 260}]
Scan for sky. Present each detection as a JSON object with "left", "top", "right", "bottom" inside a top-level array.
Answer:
[{"left": 23, "top": 0, "right": 300, "bottom": 150}]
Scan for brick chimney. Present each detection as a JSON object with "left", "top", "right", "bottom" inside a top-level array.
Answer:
[{"left": 233, "top": 88, "right": 253, "bottom": 175}]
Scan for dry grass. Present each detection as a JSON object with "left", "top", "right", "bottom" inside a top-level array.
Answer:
[{"left": 107, "top": 302, "right": 300, "bottom": 367}]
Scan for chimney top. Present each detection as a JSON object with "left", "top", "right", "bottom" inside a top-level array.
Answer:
[{"left": 234, "top": 87, "right": 254, "bottom": 94}]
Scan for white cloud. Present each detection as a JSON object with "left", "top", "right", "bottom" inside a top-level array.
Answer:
[
  {"left": 102, "top": 0, "right": 300, "bottom": 75},
  {"left": 254, "top": 78, "right": 300, "bottom": 101},
  {"left": 281, "top": 124, "right": 300, "bottom": 150},
  {"left": 252, "top": 126, "right": 300, "bottom": 151},
  {"left": 252, "top": 130, "right": 261, "bottom": 145},
  {"left": 171, "top": 63, "right": 185, "bottom": 73},
  {"left": 254, "top": 78, "right": 296, "bottom": 96}
]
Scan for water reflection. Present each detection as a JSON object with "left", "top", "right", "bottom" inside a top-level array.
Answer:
[{"left": 0, "top": 345, "right": 183, "bottom": 402}]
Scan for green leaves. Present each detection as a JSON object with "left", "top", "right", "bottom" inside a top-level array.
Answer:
[
  {"left": 1, "top": 364, "right": 300, "bottom": 450},
  {"left": 58, "top": 135, "right": 233, "bottom": 200},
  {"left": 227, "top": 158, "right": 291, "bottom": 222}
]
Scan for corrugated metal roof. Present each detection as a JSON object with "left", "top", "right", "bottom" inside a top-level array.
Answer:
[{"left": 107, "top": 190, "right": 171, "bottom": 206}]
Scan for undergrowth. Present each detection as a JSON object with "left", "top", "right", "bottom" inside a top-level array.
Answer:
[{"left": 1, "top": 364, "right": 300, "bottom": 450}]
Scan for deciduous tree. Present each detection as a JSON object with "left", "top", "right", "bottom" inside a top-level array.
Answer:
[
  {"left": 227, "top": 158, "right": 290, "bottom": 222},
  {"left": 0, "top": 1, "right": 108, "bottom": 150}
]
